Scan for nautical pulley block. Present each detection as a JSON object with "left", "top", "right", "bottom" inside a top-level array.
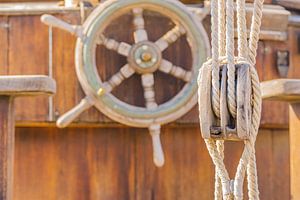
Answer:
[{"left": 41, "top": 0, "right": 210, "bottom": 167}]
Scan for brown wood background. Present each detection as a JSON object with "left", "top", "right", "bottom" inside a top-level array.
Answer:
[{"left": 0, "top": 2, "right": 296, "bottom": 199}]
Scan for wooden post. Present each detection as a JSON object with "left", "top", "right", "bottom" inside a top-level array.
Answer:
[
  {"left": 0, "top": 97, "right": 14, "bottom": 200},
  {"left": 261, "top": 79, "right": 300, "bottom": 200},
  {"left": 289, "top": 103, "right": 300, "bottom": 200},
  {"left": 0, "top": 76, "right": 56, "bottom": 200}
]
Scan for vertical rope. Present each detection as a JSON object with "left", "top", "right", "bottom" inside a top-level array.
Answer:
[
  {"left": 211, "top": 0, "right": 221, "bottom": 119},
  {"left": 237, "top": 0, "right": 249, "bottom": 59},
  {"left": 248, "top": 0, "right": 264, "bottom": 66},
  {"left": 215, "top": 1, "right": 226, "bottom": 199},
  {"left": 226, "top": 0, "right": 237, "bottom": 118},
  {"left": 215, "top": 140, "right": 224, "bottom": 200},
  {"left": 219, "top": 0, "right": 226, "bottom": 57},
  {"left": 247, "top": 1, "right": 264, "bottom": 198}
]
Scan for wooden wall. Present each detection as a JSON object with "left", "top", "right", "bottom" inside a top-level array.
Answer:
[
  {"left": 0, "top": 4, "right": 296, "bottom": 200},
  {"left": 14, "top": 127, "right": 289, "bottom": 200}
]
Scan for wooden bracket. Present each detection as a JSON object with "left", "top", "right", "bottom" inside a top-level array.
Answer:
[
  {"left": 0, "top": 75, "right": 55, "bottom": 200},
  {"left": 261, "top": 78, "right": 300, "bottom": 200}
]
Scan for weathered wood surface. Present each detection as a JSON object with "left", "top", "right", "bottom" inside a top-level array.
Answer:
[
  {"left": 0, "top": 75, "right": 55, "bottom": 96},
  {"left": 289, "top": 28, "right": 300, "bottom": 200},
  {"left": 277, "top": 0, "right": 300, "bottom": 10},
  {"left": 262, "top": 79, "right": 300, "bottom": 101},
  {"left": 289, "top": 104, "right": 300, "bottom": 200},
  {"left": 0, "top": 97, "right": 14, "bottom": 200},
  {"left": 12, "top": 127, "right": 289, "bottom": 200}
]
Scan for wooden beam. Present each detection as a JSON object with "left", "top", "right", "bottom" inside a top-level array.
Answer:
[
  {"left": 276, "top": 0, "right": 300, "bottom": 11},
  {"left": 261, "top": 79, "right": 300, "bottom": 199},
  {"left": 0, "top": 97, "right": 14, "bottom": 200},
  {"left": 261, "top": 79, "right": 300, "bottom": 102},
  {"left": 289, "top": 103, "right": 300, "bottom": 200},
  {"left": 0, "top": 75, "right": 55, "bottom": 96}
]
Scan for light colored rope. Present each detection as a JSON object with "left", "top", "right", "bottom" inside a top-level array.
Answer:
[
  {"left": 211, "top": 0, "right": 221, "bottom": 119},
  {"left": 218, "top": 0, "right": 226, "bottom": 57},
  {"left": 198, "top": 0, "right": 264, "bottom": 199},
  {"left": 215, "top": 140, "right": 225, "bottom": 200},
  {"left": 215, "top": 1, "right": 226, "bottom": 199},
  {"left": 226, "top": 0, "right": 237, "bottom": 118},
  {"left": 237, "top": 0, "right": 249, "bottom": 59}
]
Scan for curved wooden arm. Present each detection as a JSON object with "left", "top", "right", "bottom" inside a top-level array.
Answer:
[
  {"left": 57, "top": 97, "right": 94, "bottom": 128},
  {"left": 41, "top": 14, "right": 84, "bottom": 39}
]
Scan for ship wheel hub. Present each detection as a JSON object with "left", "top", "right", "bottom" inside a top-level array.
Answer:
[{"left": 128, "top": 41, "right": 161, "bottom": 74}]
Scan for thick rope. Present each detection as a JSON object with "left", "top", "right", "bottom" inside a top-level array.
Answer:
[
  {"left": 226, "top": 0, "right": 237, "bottom": 119},
  {"left": 237, "top": 0, "right": 249, "bottom": 59},
  {"left": 211, "top": 0, "right": 221, "bottom": 119},
  {"left": 199, "top": 0, "right": 264, "bottom": 199},
  {"left": 215, "top": 1, "right": 226, "bottom": 199}
]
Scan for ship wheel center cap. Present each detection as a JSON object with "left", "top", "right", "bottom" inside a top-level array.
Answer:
[{"left": 128, "top": 41, "right": 162, "bottom": 74}]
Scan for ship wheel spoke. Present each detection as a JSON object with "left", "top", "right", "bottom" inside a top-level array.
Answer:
[
  {"left": 155, "top": 25, "right": 186, "bottom": 52},
  {"left": 141, "top": 73, "right": 158, "bottom": 109},
  {"left": 159, "top": 59, "right": 192, "bottom": 82},
  {"left": 100, "top": 64, "right": 135, "bottom": 94},
  {"left": 97, "top": 34, "right": 132, "bottom": 57},
  {"left": 132, "top": 8, "right": 148, "bottom": 43}
]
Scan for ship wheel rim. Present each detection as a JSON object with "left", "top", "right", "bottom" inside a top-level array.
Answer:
[{"left": 75, "top": 0, "right": 210, "bottom": 127}]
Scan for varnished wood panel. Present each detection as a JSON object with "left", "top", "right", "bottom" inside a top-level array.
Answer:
[
  {"left": 13, "top": 127, "right": 289, "bottom": 200},
  {"left": 14, "top": 127, "right": 136, "bottom": 200},
  {"left": 0, "top": 16, "right": 8, "bottom": 75}
]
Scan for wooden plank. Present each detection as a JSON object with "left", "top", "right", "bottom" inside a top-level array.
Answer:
[
  {"left": 271, "top": 129, "right": 290, "bottom": 200},
  {"left": 135, "top": 127, "right": 214, "bottom": 200},
  {"left": 0, "top": 97, "right": 14, "bottom": 200},
  {"left": 289, "top": 104, "right": 300, "bottom": 200},
  {"left": 14, "top": 127, "right": 135, "bottom": 200},
  {"left": 261, "top": 79, "right": 300, "bottom": 101},
  {"left": 0, "top": 2, "right": 79, "bottom": 16},
  {"left": 276, "top": 0, "right": 300, "bottom": 10},
  {"left": 10, "top": 126, "right": 290, "bottom": 199},
  {"left": 0, "top": 16, "right": 8, "bottom": 75},
  {"left": 0, "top": 75, "right": 55, "bottom": 96}
]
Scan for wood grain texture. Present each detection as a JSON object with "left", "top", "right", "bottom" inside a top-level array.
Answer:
[
  {"left": 276, "top": 0, "right": 300, "bottom": 10},
  {"left": 12, "top": 127, "right": 289, "bottom": 200},
  {"left": 0, "top": 75, "right": 55, "bottom": 96},
  {"left": 0, "top": 16, "right": 8, "bottom": 75},
  {"left": 0, "top": 97, "right": 15, "bottom": 200},
  {"left": 289, "top": 104, "right": 300, "bottom": 200},
  {"left": 262, "top": 79, "right": 300, "bottom": 101}
]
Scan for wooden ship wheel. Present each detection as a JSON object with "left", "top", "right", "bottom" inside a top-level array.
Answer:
[{"left": 41, "top": 0, "right": 210, "bottom": 167}]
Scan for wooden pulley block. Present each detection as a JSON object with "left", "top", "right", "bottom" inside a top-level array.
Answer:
[{"left": 198, "top": 63, "right": 252, "bottom": 141}]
